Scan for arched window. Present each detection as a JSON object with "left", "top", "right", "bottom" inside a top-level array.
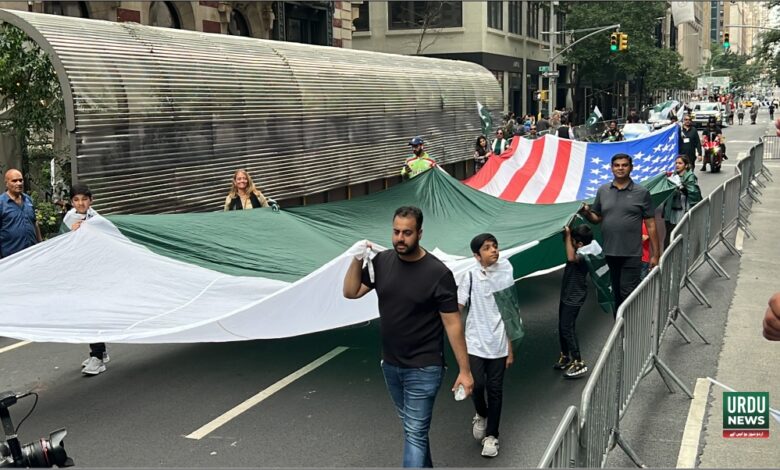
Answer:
[
  {"left": 149, "top": 1, "right": 181, "bottom": 29},
  {"left": 228, "top": 9, "right": 251, "bottom": 36},
  {"left": 43, "top": 1, "right": 89, "bottom": 18}
]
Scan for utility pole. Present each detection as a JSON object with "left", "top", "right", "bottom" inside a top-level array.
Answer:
[{"left": 547, "top": 0, "right": 556, "bottom": 118}]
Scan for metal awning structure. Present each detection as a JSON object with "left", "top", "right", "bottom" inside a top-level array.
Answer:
[{"left": 0, "top": 10, "right": 502, "bottom": 213}]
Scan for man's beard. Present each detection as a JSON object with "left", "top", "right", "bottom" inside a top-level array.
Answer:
[
  {"left": 413, "top": 149, "right": 424, "bottom": 156},
  {"left": 394, "top": 239, "right": 419, "bottom": 255}
]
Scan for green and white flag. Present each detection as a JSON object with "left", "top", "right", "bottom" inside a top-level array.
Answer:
[
  {"left": 577, "top": 240, "right": 615, "bottom": 315},
  {"left": 477, "top": 101, "right": 493, "bottom": 137},
  {"left": 586, "top": 105, "right": 603, "bottom": 127},
  {"left": 461, "top": 258, "right": 525, "bottom": 351}
]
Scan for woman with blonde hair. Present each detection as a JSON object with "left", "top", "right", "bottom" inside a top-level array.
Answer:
[{"left": 224, "top": 169, "right": 269, "bottom": 211}]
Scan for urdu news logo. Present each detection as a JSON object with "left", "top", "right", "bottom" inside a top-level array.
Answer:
[{"left": 723, "top": 392, "right": 770, "bottom": 438}]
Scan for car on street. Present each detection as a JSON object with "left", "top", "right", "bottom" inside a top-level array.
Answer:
[
  {"left": 621, "top": 123, "right": 654, "bottom": 140},
  {"left": 691, "top": 102, "right": 725, "bottom": 128}
]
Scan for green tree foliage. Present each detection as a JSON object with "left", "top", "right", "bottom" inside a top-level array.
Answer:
[
  {"left": 757, "top": 0, "right": 780, "bottom": 86},
  {"left": 563, "top": 1, "right": 694, "bottom": 94},
  {"left": 0, "top": 23, "right": 64, "bottom": 187},
  {"left": 704, "top": 43, "right": 762, "bottom": 93}
]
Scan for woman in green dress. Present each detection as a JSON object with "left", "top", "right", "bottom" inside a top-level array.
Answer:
[{"left": 664, "top": 155, "right": 702, "bottom": 248}]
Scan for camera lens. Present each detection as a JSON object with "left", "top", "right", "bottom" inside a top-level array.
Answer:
[{"left": 18, "top": 429, "right": 73, "bottom": 467}]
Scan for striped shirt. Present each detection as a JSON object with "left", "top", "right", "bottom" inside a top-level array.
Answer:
[{"left": 457, "top": 264, "right": 509, "bottom": 359}]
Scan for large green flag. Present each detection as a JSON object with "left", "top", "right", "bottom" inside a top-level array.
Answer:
[
  {"left": 478, "top": 101, "right": 493, "bottom": 137},
  {"left": 577, "top": 240, "right": 615, "bottom": 315},
  {"left": 586, "top": 105, "right": 603, "bottom": 127}
]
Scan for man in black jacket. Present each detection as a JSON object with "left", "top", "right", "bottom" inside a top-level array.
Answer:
[{"left": 678, "top": 115, "right": 701, "bottom": 171}]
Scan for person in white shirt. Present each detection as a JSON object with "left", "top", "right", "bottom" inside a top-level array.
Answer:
[
  {"left": 458, "top": 233, "right": 520, "bottom": 458},
  {"left": 63, "top": 184, "right": 108, "bottom": 376}
]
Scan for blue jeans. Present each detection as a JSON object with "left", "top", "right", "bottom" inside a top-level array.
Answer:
[{"left": 381, "top": 361, "right": 445, "bottom": 468}]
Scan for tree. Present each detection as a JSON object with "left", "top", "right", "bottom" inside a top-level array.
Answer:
[
  {"left": 757, "top": 0, "right": 780, "bottom": 86},
  {"left": 704, "top": 43, "right": 762, "bottom": 93},
  {"left": 562, "top": 1, "right": 694, "bottom": 111},
  {"left": 0, "top": 23, "right": 64, "bottom": 192}
]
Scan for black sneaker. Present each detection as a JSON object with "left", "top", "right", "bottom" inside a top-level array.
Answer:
[
  {"left": 553, "top": 353, "right": 573, "bottom": 370},
  {"left": 564, "top": 360, "right": 589, "bottom": 379}
]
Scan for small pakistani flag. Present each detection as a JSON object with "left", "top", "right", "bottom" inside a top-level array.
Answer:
[
  {"left": 577, "top": 240, "right": 615, "bottom": 315},
  {"left": 586, "top": 105, "right": 603, "bottom": 128},
  {"left": 477, "top": 101, "right": 493, "bottom": 137}
]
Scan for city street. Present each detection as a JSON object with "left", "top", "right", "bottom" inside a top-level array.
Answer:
[{"left": 0, "top": 112, "right": 772, "bottom": 467}]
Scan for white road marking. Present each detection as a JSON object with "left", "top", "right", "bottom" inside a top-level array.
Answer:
[
  {"left": 185, "top": 346, "right": 349, "bottom": 440},
  {"left": 0, "top": 341, "right": 31, "bottom": 354},
  {"left": 676, "top": 378, "right": 711, "bottom": 468}
]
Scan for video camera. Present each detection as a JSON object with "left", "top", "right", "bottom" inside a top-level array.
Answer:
[{"left": 0, "top": 391, "right": 73, "bottom": 467}]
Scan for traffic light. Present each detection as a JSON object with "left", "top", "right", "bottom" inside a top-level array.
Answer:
[
  {"left": 610, "top": 32, "right": 618, "bottom": 52},
  {"left": 619, "top": 33, "right": 629, "bottom": 52},
  {"left": 723, "top": 32, "right": 730, "bottom": 49},
  {"left": 540, "top": 90, "right": 549, "bottom": 101}
]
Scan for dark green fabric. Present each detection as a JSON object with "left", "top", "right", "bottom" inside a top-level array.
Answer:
[
  {"left": 663, "top": 170, "right": 702, "bottom": 220},
  {"left": 493, "top": 286, "right": 525, "bottom": 351},
  {"left": 107, "top": 169, "right": 676, "bottom": 282},
  {"left": 580, "top": 250, "right": 616, "bottom": 315}
]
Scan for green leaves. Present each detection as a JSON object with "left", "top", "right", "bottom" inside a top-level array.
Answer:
[
  {"left": 563, "top": 1, "right": 693, "bottom": 93},
  {"left": 0, "top": 23, "right": 64, "bottom": 137}
]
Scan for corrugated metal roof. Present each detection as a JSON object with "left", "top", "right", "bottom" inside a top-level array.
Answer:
[{"left": 0, "top": 9, "right": 502, "bottom": 213}]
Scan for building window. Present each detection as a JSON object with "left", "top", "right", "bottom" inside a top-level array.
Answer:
[
  {"left": 149, "top": 1, "right": 181, "bottom": 29},
  {"left": 542, "top": 6, "right": 550, "bottom": 42},
  {"left": 508, "top": 1, "right": 521, "bottom": 34},
  {"left": 388, "top": 1, "right": 462, "bottom": 30},
  {"left": 354, "top": 2, "right": 370, "bottom": 31},
  {"left": 526, "top": 2, "right": 539, "bottom": 39},
  {"left": 43, "top": 1, "right": 89, "bottom": 18},
  {"left": 487, "top": 1, "right": 503, "bottom": 30},
  {"left": 556, "top": 12, "right": 565, "bottom": 43},
  {"left": 228, "top": 9, "right": 251, "bottom": 36}
]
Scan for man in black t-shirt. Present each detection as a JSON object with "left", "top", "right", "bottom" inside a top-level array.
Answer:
[{"left": 343, "top": 206, "right": 473, "bottom": 468}]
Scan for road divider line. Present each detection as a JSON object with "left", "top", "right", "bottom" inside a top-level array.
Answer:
[
  {"left": 185, "top": 346, "right": 349, "bottom": 440},
  {"left": 0, "top": 341, "right": 31, "bottom": 355},
  {"left": 676, "top": 377, "right": 711, "bottom": 468}
]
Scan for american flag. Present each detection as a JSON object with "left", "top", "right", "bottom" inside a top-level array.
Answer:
[{"left": 465, "top": 125, "right": 679, "bottom": 203}]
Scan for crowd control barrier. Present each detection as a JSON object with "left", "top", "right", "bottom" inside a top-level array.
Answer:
[
  {"left": 579, "top": 318, "right": 627, "bottom": 468},
  {"left": 538, "top": 140, "right": 766, "bottom": 468},
  {"left": 537, "top": 406, "right": 580, "bottom": 468},
  {"left": 657, "top": 236, "right": 709, "bottom": 347},
  {"left": 763, "top": 135, "right": 780, "bottom": 160}
]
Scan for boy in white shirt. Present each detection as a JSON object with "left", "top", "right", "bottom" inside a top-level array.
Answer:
[
  {"left": 458, "top": 233, "right": 523, "bottom": 458},
  {"left": 63, "top": 184, "right": 108, "bottom": 376}
]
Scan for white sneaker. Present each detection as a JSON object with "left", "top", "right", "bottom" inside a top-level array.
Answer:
[
  {"left": 472, "top": 414, "right": 487, "bottom": 440},
  {"left": 82, "top": 352, "right": 109, "bottom": 367},
  {"left": 481, "top": 436, "right": 499, "bottom": 457},
  {"left": 82, "top": 357, "right": 106, "bottom": 376}
]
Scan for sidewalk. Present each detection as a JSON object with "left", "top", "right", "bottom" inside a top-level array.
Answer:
[{"left": 699, "top": 163, "right": 780, "bottom": 467}]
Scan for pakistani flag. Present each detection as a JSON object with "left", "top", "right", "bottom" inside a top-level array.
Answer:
[
  {"left": 477, "top": 101, "right": 493, "bottom": 137},
  {"left": 586, "top": 105, "right": 603, "bottom": 127},
  {"left": 462, "top": 258, "right": 525, "bottom": 351},
  {"left": 577, "top": 240, "right": 615, "bottom": 315}
]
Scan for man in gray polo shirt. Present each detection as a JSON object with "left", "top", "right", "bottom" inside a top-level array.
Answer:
[{"left": 578, "top": 153, "right": 660, "bottom": 315}]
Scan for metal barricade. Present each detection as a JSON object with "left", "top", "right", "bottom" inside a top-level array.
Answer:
[
  {"left": 763, "top": 135, "right": 780, "bottom": 161},
  {"left": 735, "top": 155, "right": 759, "bottom": 238},
  {"left": 657, "top": 236, "right": 708, "bottom": 347},
  {"left": 721, "top": 176, "right": 744, "bottom": 253},
  {"left": 752, "top": 142, "right": 767, "bottom": 186},
  {"left": 580, "top": 318, "right": 630, "bottom": 468},
  {"left": 700, "top": 186, "right": 730, "bottom": 277},
  {"left": 670, "top": 212, "right": 709, "bottom": 306},
  {"left": 620, "top": 267, "right": 693, "bottom": 409},
  {"left": 537, "top": 406, "right": 580, "bottom": 468}
]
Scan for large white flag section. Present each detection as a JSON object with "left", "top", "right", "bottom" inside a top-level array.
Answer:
[{"left": 1, "top": 132, "right": 677, "bottom": 344}]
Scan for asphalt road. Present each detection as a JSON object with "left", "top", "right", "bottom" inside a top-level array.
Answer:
[{"left": 0, "top": 112, "right": 770, "bottom": 468}]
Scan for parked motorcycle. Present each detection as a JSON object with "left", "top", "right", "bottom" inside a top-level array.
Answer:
[{"left": 701, "top": 135, "right": 724, "bottom": 173}]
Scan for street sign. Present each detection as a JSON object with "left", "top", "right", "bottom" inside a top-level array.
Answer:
[
  {"left": 542, "top": 71, "right": 560, "bottom": 78},
  {"left": 538, "top": 65, "right": 549, "bottom": 73}
]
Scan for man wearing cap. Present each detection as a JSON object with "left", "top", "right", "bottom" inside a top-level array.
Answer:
[{"left": 401, "top": 136, "right": 436, "bottom": 179}]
